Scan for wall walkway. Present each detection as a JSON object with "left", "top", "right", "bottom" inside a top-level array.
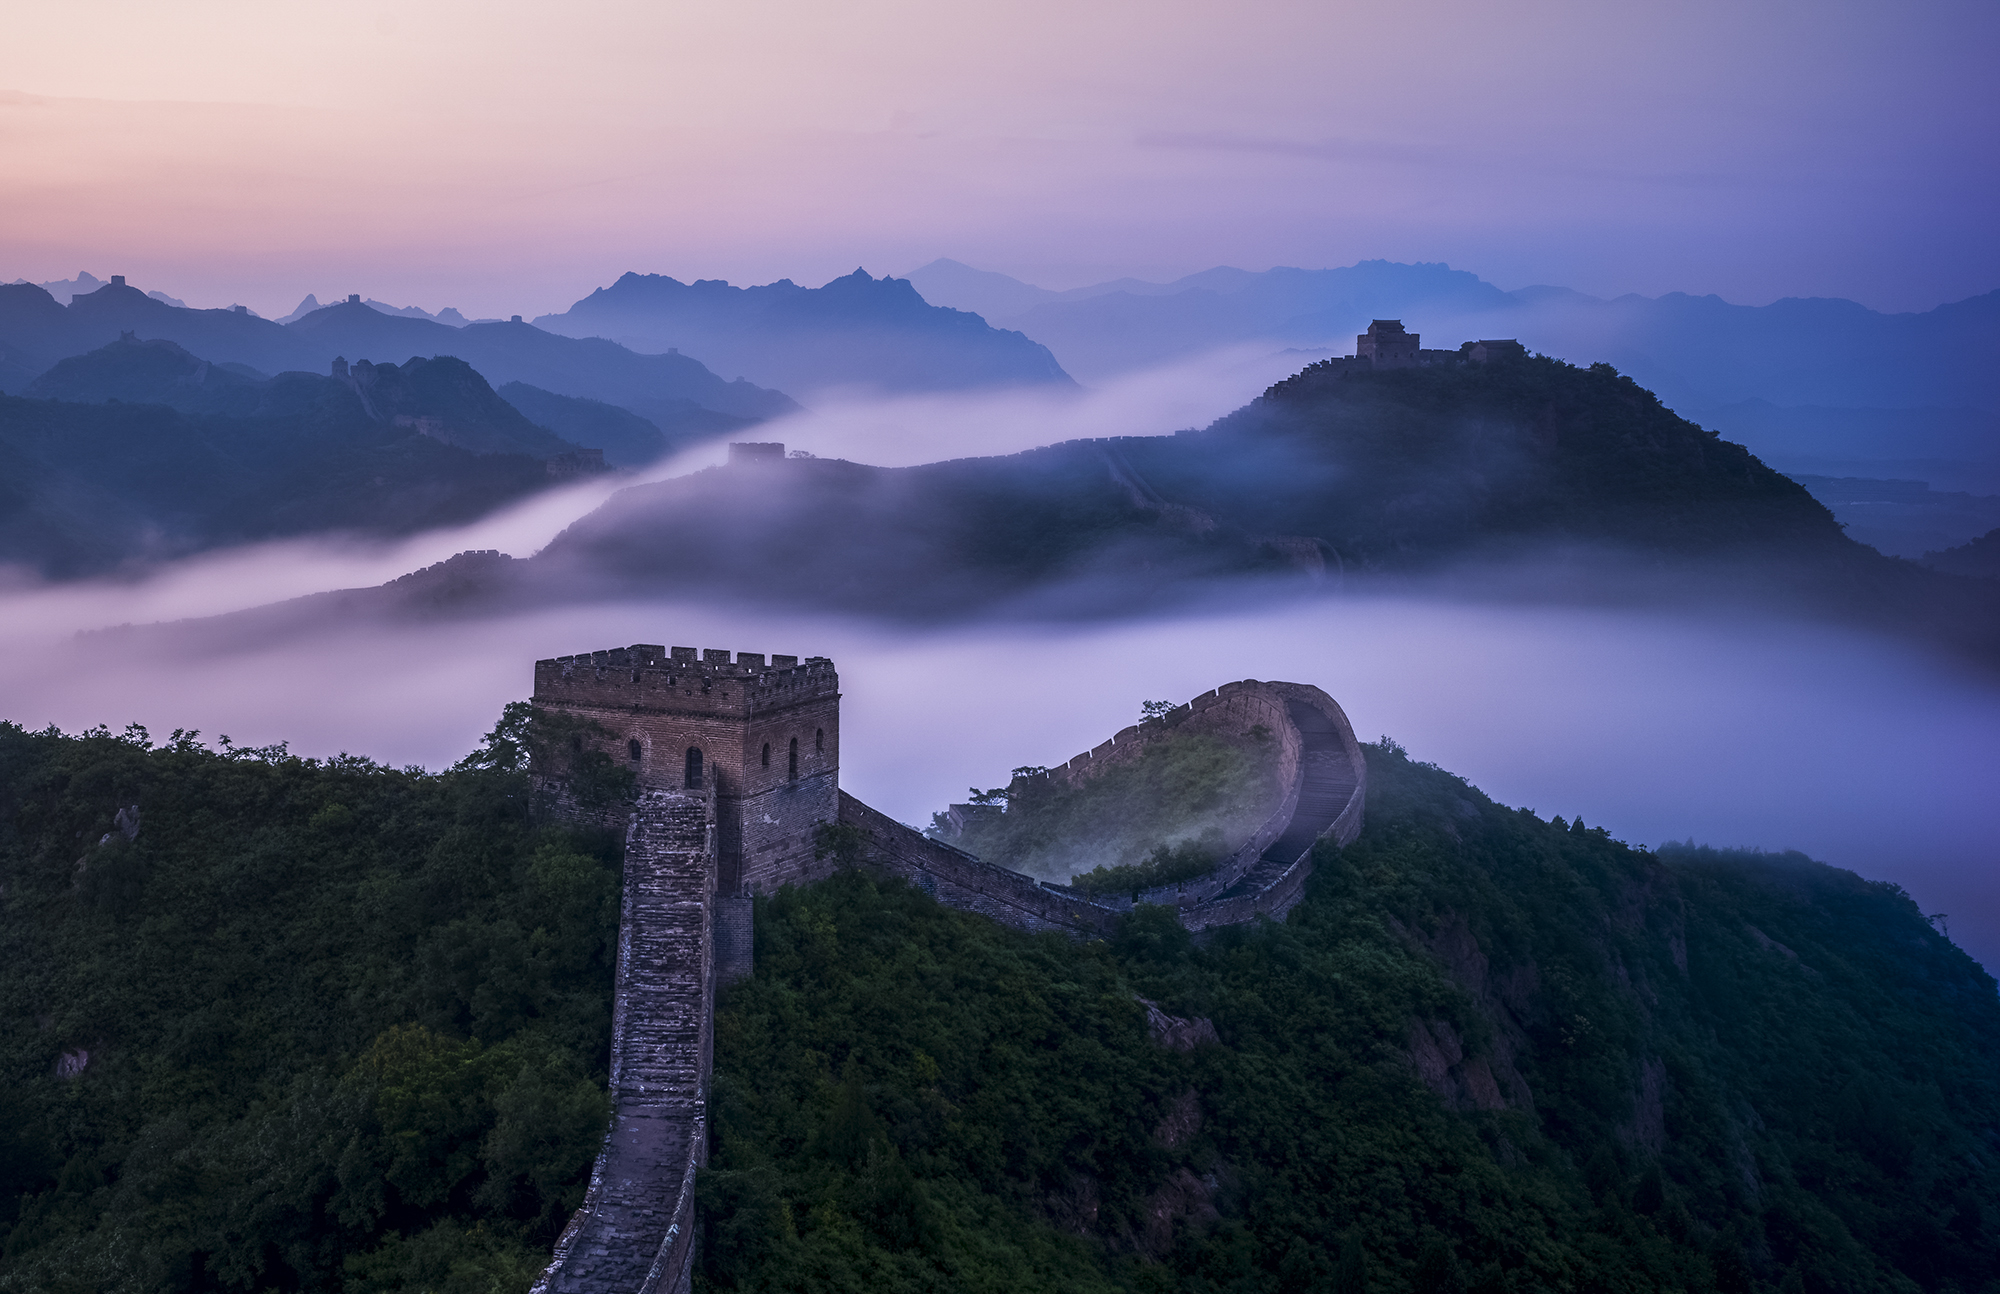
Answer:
[
  {"left": 532, "top": 680, "right": 1368, "bottom": 1290},
  {"left": 534, "top": 789, "right": 716, "bottom": 1294}
]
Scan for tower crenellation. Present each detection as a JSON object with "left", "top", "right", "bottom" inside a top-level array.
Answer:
[
  {"left": 532, "top": 643, "right": 840, "bottom": 894},
  {"left": 525, "top": 643, "right": 1367, "bottom": 1294}
]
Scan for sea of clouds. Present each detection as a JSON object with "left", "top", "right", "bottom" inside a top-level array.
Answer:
[{"left": 4, "top": 346, "right": 1995, "bottom": 969}]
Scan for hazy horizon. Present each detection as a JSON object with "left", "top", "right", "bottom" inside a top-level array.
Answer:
[{"left": 5, "top": 0, "right": 1995, "bottom": 320}]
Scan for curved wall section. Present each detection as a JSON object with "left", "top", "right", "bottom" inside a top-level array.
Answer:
[{"left": 848, "top": 680, "right": 1366, "bottom": 936}]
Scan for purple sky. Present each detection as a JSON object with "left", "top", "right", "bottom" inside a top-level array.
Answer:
[{"left": 3, "top": 0, "right": 1995, "bottom": 318}]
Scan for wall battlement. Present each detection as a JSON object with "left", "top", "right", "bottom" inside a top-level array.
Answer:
[
  {"left": 534, "top": 644, "right": 837, "bottom": 722},
  {"left": 533, "top": 642, "right": 839, "bottom": 895},
  {"left": 530, "top": 648, "right": 1366, "bottom": 1294}
]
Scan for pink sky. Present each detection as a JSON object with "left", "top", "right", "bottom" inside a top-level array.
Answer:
[{"left": 2, "top": 0, "right": 1994, "bottom": 319}]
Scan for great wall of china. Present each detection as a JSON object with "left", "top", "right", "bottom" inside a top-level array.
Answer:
[{"left": 526, "top": 644, "right": 1368, "bottom": 1294}]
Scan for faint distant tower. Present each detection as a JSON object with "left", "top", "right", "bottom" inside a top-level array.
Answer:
[
  {"left": 1465, "top": 339, "right": 1527, "bottom": 363},
  {"left": 348, "top": 294, "right": 361, "bottom": 304},
  {"left": 110, "top": 275, "right": 127, "bottom": 288},
  {"left": 1356, "top": 320, "right": 1419, "bottom": 368},
  {"left": 331, "top": 356, "right": 349, "bottom": 379}
]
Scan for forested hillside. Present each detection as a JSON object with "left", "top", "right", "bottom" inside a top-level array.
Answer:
[
  {"left": 703, "top": 746, "right": 2000, "bottom": 1294},
  {"left": 525, "top": 354, "right": 1999, "bottom": 658},
  {"left": 0, "top": 721, "right": 619, "bottom": 1291},
  {"left": 2, "top": 722, "right": 1994, "bottom": 1293}
]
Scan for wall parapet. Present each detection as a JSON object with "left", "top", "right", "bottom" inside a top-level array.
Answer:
[{"left": 838, "top": 792, "right": 1124, "bottom": 937}]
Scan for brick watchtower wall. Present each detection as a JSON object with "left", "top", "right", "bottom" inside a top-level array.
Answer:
[{"left": 532, "top": 644, "right": 840, "bottom": 895}]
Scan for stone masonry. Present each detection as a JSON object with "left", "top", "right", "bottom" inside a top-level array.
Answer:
[
  {"left": 532, "top": 645, "right": 840, "bottom": 895},
  {"left": 534, "top": 788, "right": 715, "bottom": 1294},
  {"left": 529, "top": 647, "right": 1368, "bottom": 1293}
]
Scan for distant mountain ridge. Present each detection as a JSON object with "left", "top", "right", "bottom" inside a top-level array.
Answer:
[
  {"left": 534, "top": 267, "right": 1075, "bottom": 397},
  {"left": 196, "top": 351, "right": 2000, "bottom": 666},
  {"left": 495, "top": 381, "right": 751, "bottom": 468},
  {"left": 25, "top": 335, "right": 584, "bottom": 462},
  {"left": 0, "top": 281, "right": 795, "bottom": 435},
  {"left": 0, "top": 340, "right": 599, "bottom": 577},
  {"left": 904, "top": 258, "right": 2000, "bottom": 417}
]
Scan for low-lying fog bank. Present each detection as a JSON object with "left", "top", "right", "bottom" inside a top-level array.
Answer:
[
  {"left": 4, "top": 584, "right": 1994, "bottom": 973},
  {"left": 3, "top": 347, "right": 1993, "bottom": 969}
]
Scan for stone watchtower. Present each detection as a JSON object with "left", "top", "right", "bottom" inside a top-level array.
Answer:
[
  {"left": 1356, "top": 319, "right": 1420, "bottom": 368},
  {"left": 530, "top": 643, "right": 840, "bottom": 893}
]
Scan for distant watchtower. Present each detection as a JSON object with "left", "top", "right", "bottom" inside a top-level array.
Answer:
[
  {"left": 531, "top": 644, "right": 840, "bottom": 893},
  {"left": 1356, "top": 319, "right": 1420, "bottom": 368}
]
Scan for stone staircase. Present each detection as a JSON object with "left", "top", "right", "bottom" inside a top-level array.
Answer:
[
  {"left": 1217, "top": 700, "right": 1359, "bottom": 901},
  {"left": 537, "top": 790, "right": 715, "bottom": 1294}
]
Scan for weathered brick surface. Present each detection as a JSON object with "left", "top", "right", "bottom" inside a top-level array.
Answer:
[
  {"left": 713, "top": 894, "right": 754, "bottom": 986},
  {"left": 531, "top": 644, "right": 840, "bottom": 890},
  {"left": 535, "top": 789, "right": 715, "bottom": 1294},
  {"left": 528, "top": 648, "right": 1369, "bottom": 1288},
  {"left": 1184, "top": 689, "right": 1366, "bottom": 932},
  {"left": 837, "top": 793, "right": 1124, "bottom": 936}
]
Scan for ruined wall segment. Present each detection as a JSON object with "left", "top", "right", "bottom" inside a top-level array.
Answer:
[
  {"left": 1026, "top": 681, "right": 1308, "bottom": 909},
  {"left": 531, "top": 644, "right": 840, "bottom": 893},
  {"left": 1182, "top": 683, "right": 1366, "bottom": 932}
]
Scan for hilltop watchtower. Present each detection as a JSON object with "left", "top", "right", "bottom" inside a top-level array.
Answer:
[
  {"left": 1356, "top": 319, "right": 1420, "bottom": 368},
  {"left": 531, "top": 643, "right": 840, "bottom": 893}
]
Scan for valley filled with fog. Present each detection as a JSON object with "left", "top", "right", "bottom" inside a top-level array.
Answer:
[{"left": 5, "top": 352, "right": 1995, "bottom": 970}]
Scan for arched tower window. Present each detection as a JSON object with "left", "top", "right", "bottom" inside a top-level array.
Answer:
[
  {"left": 628, "top": 739, "right": 642, "bottom": 762},
  {"left": 684, "top": 747, "right": 703, "bottom": 790},
  {"left": 815, "top": 728, "right": 824, "bottom": 754},
  {"left": 570, "top": 734, "right": 583, "bottom": 754},
  {"left": 788, "top": 737, "right": 799, "bottom": 780},
  {"left": 761, "top": 742, "right": 770, "bottom": 767}
]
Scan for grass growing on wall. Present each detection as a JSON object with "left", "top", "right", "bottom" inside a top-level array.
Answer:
[{"left": 946, "top": 730, "right": 1281, "bottom": 883}]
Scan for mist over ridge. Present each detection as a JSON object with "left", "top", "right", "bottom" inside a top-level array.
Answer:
[{"left": 6, "top": 7, "right": 1998, "bottom": 1287}]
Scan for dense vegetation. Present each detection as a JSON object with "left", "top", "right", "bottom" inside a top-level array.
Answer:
[
  {"left": 5, "top": 718, "right": 1996, "bottom": 1293},
  {"left": 0, "top": 719, "right": 619, "bottom": 1291},
  {"left": 704, "top": 741, "right": 2000, "bottom": 1294},
  {"left": 1924, "top": 527, "right": 2000, "bottom": 581},
  {"left": 942, "top": 729, "right": 1280, "bottom": 883}
]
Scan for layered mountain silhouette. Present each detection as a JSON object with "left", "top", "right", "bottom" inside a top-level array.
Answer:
[
  {"left": 533, "top": 268, "right": 1075, "bottom": 397},
  {"left": 1923, "top": 528, "right": 2000, "bottom": 581},
  {"left": 495, "top": 382, "right": 750, "bottom": 468},
  {"left": 183, "top": 353, "right": 2000, "bottom": 663},
  {"left": 0, "top": 281, "right": 795, "bottom": 432},
  {"left": 26, "top": 336, "right": 579, "bottom": 459},
  {"left": 904, "top": 258, "right": 2000, "bottom": 417},
  {"left": 0, "top": 338, "right": 604, "bottom": 577}
]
